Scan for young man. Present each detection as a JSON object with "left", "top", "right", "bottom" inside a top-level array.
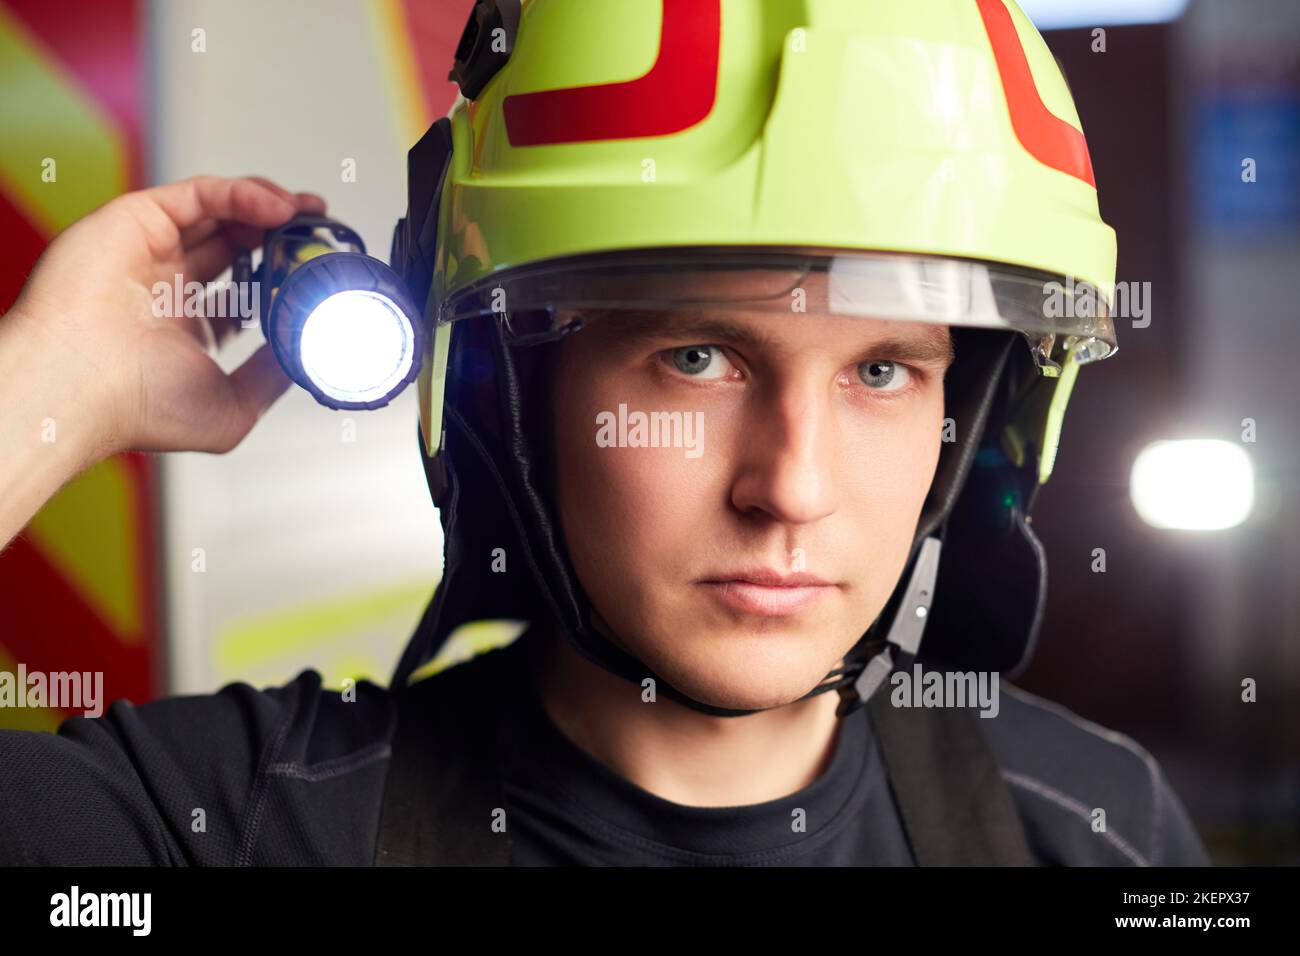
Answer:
[{"left": 0, "top": 0, "right": 1209, "bottom": 866}]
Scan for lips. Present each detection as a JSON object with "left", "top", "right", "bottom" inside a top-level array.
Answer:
[{"left": 697, "top": 568, "right": 838, "bottom": 617}]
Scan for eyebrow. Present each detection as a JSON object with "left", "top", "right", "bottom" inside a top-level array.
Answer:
[{"left": 588, "top": 309, "right": 957, "bottom": 368}]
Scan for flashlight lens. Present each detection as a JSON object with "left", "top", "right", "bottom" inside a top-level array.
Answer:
[{"left": 299, "top": 290, "right": 416, "bottom": 405}]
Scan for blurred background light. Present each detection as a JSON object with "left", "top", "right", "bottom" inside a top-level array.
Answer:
[
  {"left": 1131, "top": 439, "right": 1255, "bottom": 530},
  {"left": 1020, "top": 0, "right": 1190, "bottom": 29}
]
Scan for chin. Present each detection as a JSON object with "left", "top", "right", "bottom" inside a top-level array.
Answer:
[
  {"left": 663, "top": 670, "right": 824, "bottom": 713},
  {"left": 643, "top": 628, "right": 842, "bottom": 713}
]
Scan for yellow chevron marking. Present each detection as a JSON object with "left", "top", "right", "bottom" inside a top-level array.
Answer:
[
  {"left": 217, "top": 579, "right": 435, "bottom": 674},
  {"left": 26, "top": 457, "right": 143, "bottom": 645},
  {"left": 0, "top": 4, "right": 127, "bottom": 232},
  {"left": 408, "top": 619, "right": 528, "bottom": 685},
  {"left": 0, "top": 647, "right": 63, "bottom": 732}
]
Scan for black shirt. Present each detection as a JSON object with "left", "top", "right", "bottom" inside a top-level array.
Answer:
[
  {"left": 0, "top": 634, "right": 1210, "bottom": 866},
  {"left": 502, "top": 666, "right": 913, "bottom": 865}
]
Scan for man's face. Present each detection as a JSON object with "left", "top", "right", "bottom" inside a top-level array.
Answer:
[{"left": 548, "top": 302, "right": 954, "bottom": 711}]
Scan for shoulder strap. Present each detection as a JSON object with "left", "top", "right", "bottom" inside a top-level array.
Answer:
[
  {"left": 374, "top": 646, "right": 515, "bottom": 866},
  {"left": 867, "top": 687, "right": 1035, "bottom": 866}
]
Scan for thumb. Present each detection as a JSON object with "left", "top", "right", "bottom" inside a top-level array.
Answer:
[{"left": 222, "top": 343, "right": 294, "bottom": 444}]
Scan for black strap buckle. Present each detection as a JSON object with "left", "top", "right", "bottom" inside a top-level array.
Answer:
[{"left": 449, "top": 0, "right": 522, "bottom": 101}]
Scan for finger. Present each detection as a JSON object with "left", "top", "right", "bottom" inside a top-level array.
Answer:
[
  {"left": 220, "top": 219, "right": 284, "bottom": 251},
  {"left": 181, "top": 222, "right": 271, "bottom": 283},
  {"left": 240, "top": 179, "right": 327, "bottom": 219},
  {"left": 237, "top": 177, "right": 327, "bottom": 223},
  {"left": 293, "top": 192, "right": 328, "bottom": 215},
  {"left": 178, "top": 218, "right": 223, "bottom": 250},
  {"left": 229, "top": 341, "right": 293, "bottom": 429},
  {"left": 181, "top": 221, "right": 275, "bottom": 281},
  {"left": 145, "top": 175, "right": 296, "bottom": 235},
  {"left": 180, "top": 216, "right": 295, "bottom": 284},
  {"left": 241, "top": 175, "right": 296, "bottom": 205},
  {"left": 177, "top": 188, "right": 322, "bottom": 251},
  {"left": 203, "top": 285, "right": 256, "bottom": 351},
  {"left": 183, "top": 230, "right": 239, "bottom": 284},
  {"left": 180, "top": 195, "right": 332, "bottom": 345},
  {"left": 158, "top": 283, "right": 250, "bottom": 356},
  {"left": 193, "top": 343, "right": 293, "bottom": 454}
]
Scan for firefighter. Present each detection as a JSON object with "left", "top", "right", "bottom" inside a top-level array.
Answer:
[{"left": 0, "top": 0, "right": 1209, "bottom": 866}]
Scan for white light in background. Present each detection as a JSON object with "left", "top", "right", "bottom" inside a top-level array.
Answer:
[
  {"left": 1018, "top": 0, "right": 1190, "bottom": 29},
  {"left": 1131, "top": 439, "right": 1256, "bottom": 531}
]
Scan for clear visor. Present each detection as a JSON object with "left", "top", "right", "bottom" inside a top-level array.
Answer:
[{"left": 440, "top": 248, "right": 1116, "bottom": 366}]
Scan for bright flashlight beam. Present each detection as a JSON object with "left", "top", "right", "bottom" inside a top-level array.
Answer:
[
  {"left": 1130, "top": 439, "right": 1255, "bottom": 531},
  {"left": 299, "top": 290, "right": 415, "bottom": 405}
]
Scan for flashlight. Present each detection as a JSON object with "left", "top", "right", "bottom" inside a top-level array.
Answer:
[{"left": 236, "top": 215, "right": 424, "bottom": 410}]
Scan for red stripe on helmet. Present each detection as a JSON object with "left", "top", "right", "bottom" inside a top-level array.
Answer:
[
  {"left": 976, "top": 0, "right": 1097, "bottom": 188},
  {"left": 503, "top": 0, "right": 720, "bottom": 147}
]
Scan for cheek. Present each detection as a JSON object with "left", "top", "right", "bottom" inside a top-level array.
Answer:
[
  {"left": 556, "top": 428, "right": 696, "bottom": 565},
  {"left": 550, "top": 358, "right": 712, "bottom": 609},
  {"left": 849, "top": 401, "right": 942, "bottom": 508},
  {"left": 838, "top": 390, "right": 945, "bottom": 592}
]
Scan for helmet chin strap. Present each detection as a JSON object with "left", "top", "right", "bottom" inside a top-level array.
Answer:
[{"left": 836, "top": 535, "right": 943, "bottom": 717}]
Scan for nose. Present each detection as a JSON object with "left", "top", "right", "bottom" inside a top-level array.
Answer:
[{"left": 729, "top": 377, "right": 840, "bottom": 526}]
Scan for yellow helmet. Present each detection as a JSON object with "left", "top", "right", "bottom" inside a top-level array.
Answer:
[{"left": 410, "top": 0, "right": 1116, "bottom": 465}]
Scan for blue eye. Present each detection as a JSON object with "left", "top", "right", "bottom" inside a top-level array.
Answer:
[
  {"left": 668, "top": 345, "right": 732, "bottom": 380},
  {"left": 857, "top": 360, "right": 910, "bottom": 392}
]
